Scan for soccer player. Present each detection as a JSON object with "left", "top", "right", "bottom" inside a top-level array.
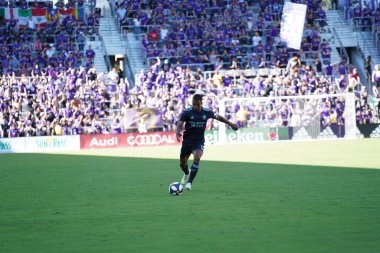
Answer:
[{"left": 176, "top": 94, "right": 239, "bottom": 191}]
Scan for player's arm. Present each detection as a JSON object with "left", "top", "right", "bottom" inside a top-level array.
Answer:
[
  {"left": 216, "top": 115, "right": 239, "bottom": 131},
  {"left": 176, "top": 120, "right": 184, "bottom": 142}
]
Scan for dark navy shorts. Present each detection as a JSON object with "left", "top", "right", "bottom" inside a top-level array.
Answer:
[{"left": 180, "top": 141, "right": 205, "bottom": 158}]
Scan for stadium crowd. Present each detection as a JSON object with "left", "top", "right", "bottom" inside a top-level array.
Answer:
[
  {"left": 345, "top": 0, "right": 380, "bottom": 29},
  {"left": 0, "top": 0, "right": 100, "bottom": 77},
  {"left": 343, "top": 0, "right": 380, "bottom": 50},
  {"left": 116, "top": 0, "right": 329, "bottom": 70},
  {"left": 0, "top": 0, "right": 379, "bottom": 138}
]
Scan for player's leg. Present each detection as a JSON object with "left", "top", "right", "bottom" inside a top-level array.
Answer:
[
  {"left": 186, "top": 147, "right": 203, "bottom": 190},
  {"left": 180, "top": 154, "right": 191, "bottom": 184},
  {"left": 179, "top": 143, "right": 192, "bottom": 185},
  {"left": 180, "top": 154, "right": 191, "bottom": 174}
]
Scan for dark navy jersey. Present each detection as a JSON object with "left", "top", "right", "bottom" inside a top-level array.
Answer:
[{"left": 180, "top": 107, "right": 217, "bottom": 142}]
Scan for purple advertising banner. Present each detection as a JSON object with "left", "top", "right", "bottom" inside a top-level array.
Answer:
[{"left": 124, "top": 108, "right": 163, "bottom": 130}]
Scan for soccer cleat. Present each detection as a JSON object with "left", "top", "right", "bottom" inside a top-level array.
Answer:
[
  {"left": 181, "top": 173, "right": 189, "bottom": 185},
  {"left": 185, "top": 182, "right": 192, "bottom": 191}
]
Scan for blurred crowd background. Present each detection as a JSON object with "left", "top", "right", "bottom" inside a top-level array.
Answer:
[{"left": 0, "top": 0, "right": 380, "bottom": 138}]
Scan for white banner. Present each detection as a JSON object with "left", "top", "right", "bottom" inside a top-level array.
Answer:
[
  {"left": 280, "top": 2, "right": 307, "bottom": 50},
  {"left": 0, "top": 135, "right": 80, "bottom": 153},
  {"left": 0, "top": 138, "right": 26, "bottom": 153},
  {"left": 26, "top": 135, "right": 80, "bottom": 152}
]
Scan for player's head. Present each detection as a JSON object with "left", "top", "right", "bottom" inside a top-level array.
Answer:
[{"left": 192, "top": 94, "right": 204, "bottom": 112}]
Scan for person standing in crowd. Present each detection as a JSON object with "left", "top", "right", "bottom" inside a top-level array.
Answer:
[
  {"left": 285, "top": 54, "right": 301, "bottom": 77},
  {"left": 364, "top": 55, "right": 373, "bottom": 82},
  {"left": 315, "top": 57, "right": 322, "bottom": 75},
  {"left": 348, "top": 67, "right": 360, "bottom": 91},
  {"left": 372, "top": 64, "right": 380, "bottom": 96},
  {"left": 331, "top": 0, "right": 339, "bottom": 10}
]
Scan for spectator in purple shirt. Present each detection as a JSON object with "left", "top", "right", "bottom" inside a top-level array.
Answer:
[
  {"left": 352, "top": 4, "right": 362, "bottom": 27},
  {"left": 362, "top": 4, "right": 372, "bottom": 31},
  {"left": 111, "top": 117, "right": 122, "bottom": 133},
  {"left": 8, "top": 123, "right": 20, "bottom": 137},
  {"left": 85, "top": 45, "right": 95, "bottom": 62}
]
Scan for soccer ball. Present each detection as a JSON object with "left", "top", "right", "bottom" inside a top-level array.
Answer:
[{"left": 169, "top": 182, "right": 183, "bottom": 196}]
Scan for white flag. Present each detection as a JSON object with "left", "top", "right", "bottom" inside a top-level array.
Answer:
[{"left": 280, "top": 2, "right": 307, "bottom": 50}]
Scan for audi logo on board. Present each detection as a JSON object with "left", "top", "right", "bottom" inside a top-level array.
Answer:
[{"left": 85, "top": 133, "right": 177, "bottom": 148}]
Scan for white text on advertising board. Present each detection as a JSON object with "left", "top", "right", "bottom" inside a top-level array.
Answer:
[
  {"left": 205, "top": 130, "right": 265, "bottom": 144},
  {"left": 127, "top": 134, "right": 175, "bottom": 146},
  {"left": 89, "top": 136, "right": 118, "bottom": 147}
]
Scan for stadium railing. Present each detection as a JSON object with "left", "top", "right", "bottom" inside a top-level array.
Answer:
[
  {"left": 202, "top": 68, "right": 286, "bottom": 81},
  {"left": 331, "top": 27, "right": 350, "bottom": 64},
  {"left": 98, "top": 34, "right": 112, "bottom": 72}
]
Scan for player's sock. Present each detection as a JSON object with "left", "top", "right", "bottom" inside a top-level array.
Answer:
[
  {"left": 188, "top": 163, "right": 199, "bottom": 183},
  {"left": 181, "top": 164, "right": 189, "bottom": 175}
]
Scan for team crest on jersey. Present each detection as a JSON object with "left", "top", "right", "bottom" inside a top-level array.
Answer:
[
  {"left": 190, "top": 116, "right": 194, "bottom": 119},
  {"left": 202, "top": 115, "right": 207, "bottom": 120}
]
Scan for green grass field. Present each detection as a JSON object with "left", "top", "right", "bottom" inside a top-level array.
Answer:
[{"left": 1, "top": 140, "right": 380, "bottom": 253}]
